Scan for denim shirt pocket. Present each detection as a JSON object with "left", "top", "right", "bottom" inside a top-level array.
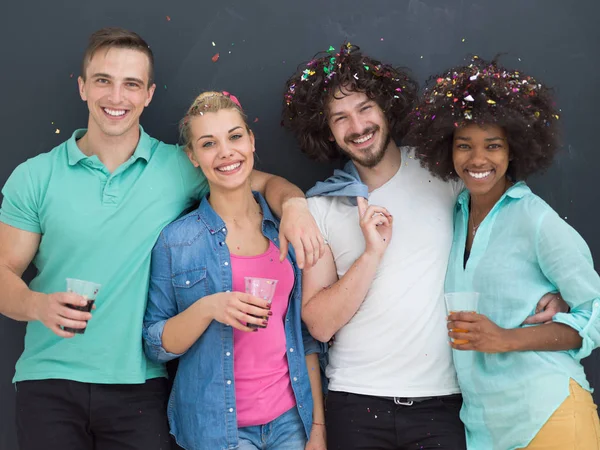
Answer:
[{"left": 172, "top": 267, "right": 208, "bottom": 310}]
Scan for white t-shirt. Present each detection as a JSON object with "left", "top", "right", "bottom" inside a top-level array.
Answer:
[{"left": 308, "top": 147, "right": 463, "bottom": 397}]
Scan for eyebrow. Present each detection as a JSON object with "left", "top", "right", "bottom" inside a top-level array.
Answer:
[
  {"left": 90, "top": 73, "right": 145, "bottom": 85},
  {"left": 329, "top": 99, "right": 373, "bottom": 118},
  {"left": 197, "top": 126, "right": 243, "bottom": 141},
  {"left": 455, "top": 136, "right": 505, "bottom": 141}
]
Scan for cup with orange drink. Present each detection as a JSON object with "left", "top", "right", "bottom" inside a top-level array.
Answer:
[{"left": 444, "top": 292, "right": 479, "bottom": 345}]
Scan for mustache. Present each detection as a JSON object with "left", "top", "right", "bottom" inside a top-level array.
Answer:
[{"left": 345, "top": 126, "right": 379, "bottom": 143}]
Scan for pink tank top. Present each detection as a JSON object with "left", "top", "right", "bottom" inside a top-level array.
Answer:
[{"left": 230, "top": 241, "right": 296, "bottom": 427}]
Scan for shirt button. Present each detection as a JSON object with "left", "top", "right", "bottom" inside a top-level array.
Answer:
[
  {"left": 185, "top": 281, "right": 190, "bottom": 285},
  {"left": 227, "top": 380, "right": 232, "bottom": 385},
  {"left": 224, "top": 262, "right": 229, "bottom": 266},
  {"left": 293, "top": 377, "right": 298, "bottom": 382},
  {"left": 289, "top": 348, "right": 294, "bottom": 353},
  {"left": 222, "top": 228, "right": 226, "bottom": 232},
  {"left": 298, "top": 404, "right": 302, "bottom": 408},
  {"left": 225, "top": 290, "right": 230, "bottom": 293},
  {"left": 229, "top": 408, "right": 234, "bottom": 413},
  {"left": 226, "top": 352, "right": 231, "bottom": 356},
  {"left": 219, "top": 242, "right": 224, "bottom": 246}
]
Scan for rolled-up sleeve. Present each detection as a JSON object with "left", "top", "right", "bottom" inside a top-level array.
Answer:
[
  {"left": 301, "top": 320, "right": 327, "bottom": 356},
  {"left": 143, "top": 232, "right": 185, "bottom": 363},
  {"left": 535, "top": 210, "right": 600, "bottom": 360}
]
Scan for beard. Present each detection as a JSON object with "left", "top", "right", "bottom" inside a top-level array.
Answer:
[{"left": 338, "top": 125, "right": 391, "bottom": 169}]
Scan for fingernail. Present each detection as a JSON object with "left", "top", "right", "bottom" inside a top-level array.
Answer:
[
  {"left": 266, "top": 304, "right": 272, "bottom": 309},
  {"left": 253, "top": 328, "right": 258, "bottom": 332},
  {"left": 262, "top": 320, "right": 269, "bottom": 326},
  {"left": 268, "top": 311, "right": 273, "bottom": 316}
]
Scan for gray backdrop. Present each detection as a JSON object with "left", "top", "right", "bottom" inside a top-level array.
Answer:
[{"left": 1, "top": 1, "right": 599, "bottom": 448}]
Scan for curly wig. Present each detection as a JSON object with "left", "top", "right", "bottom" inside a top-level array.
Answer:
[
  {"left": 281, "top": 43, "right": 418, "bottom": 162},
  {"left": 404, "top": 57, "right": 560, "bottom": 181}
]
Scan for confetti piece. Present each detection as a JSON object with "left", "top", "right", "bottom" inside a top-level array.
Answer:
[
  {"left": 166, "top": 16, "right": 171, "bottom": 21},
  {"left": 69, "top": 73, "right": 74, "bottom": 78},
  {"left": 462, "top": 38, "right": 466, "bottom": 42},
  {"left": 211, "top": 53, "right": 220, "bottom": 62},
  {"left": 487, "top": 99, "right": 496, "bottom": 104},
  {"left": 253, "top": 117, "right": 259, "bottom": 123},
  {"left": 380, "top": 37, "right": 384, "bottom": 41},
  {"left": 212, "top": 41, "right": 216, "bottom": 46},
  {"left": 55, "top": 129, "right": 60, "bottom": 134},
  {"left": 464, "top": 95, "right": 474, "bottom": 102},
  {"left": 228, "top": 51, "right": 231, "bottom": 54},
  {"left": 328, "top": 45, "right": 335, "bottom": 52},
  {"left": 353, "top": 73, "right": 359, "bottom": 80},
  {"left": 164, "top": 85, "right": 167, "bottom": 90},
  {"left": 420, "top": 55, "right": 424, "bottom": 59}
]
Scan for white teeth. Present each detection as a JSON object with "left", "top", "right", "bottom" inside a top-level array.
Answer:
[
  {"left": 103, "top": 108, "right": 126, "bottom": 117},
  {"left": 468, "top": 170, "right": 492, "bottom": 179},
  {"left": 217, "top": 162, "right": 241, "bottom": 172},
  {"left": 353, "top": 133, "right": 373, "bottom": 144}
]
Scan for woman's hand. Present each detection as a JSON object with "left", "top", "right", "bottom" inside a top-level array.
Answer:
[
  {"left": 447, "top": 311, "right": 511, "bottom": 353},
  {"left": 278, "top": 198, "right": 325, "bottom": 270},
  {"left": 305, "top": 423, "right": 327, "bottom": 450},
  {"left": 204, "top": 292, "right": 270, "bottom": 331}
]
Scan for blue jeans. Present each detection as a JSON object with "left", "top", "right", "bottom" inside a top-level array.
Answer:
[{"left": 237, "top": 407, "right": 306, "bottom": 450}]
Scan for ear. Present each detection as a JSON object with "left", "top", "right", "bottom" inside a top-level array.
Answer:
[
  {"left": 249, "top": 129, "right": 256, "bottom": 152},
  {"left": 145, "top": 83, "right": 156, "bottom": 107},
  {"left": 78, "top": 76, "right": 87, "bottom": 101},
  {"left": 186, "top": 149, "right": 200, "bottom": 168}
]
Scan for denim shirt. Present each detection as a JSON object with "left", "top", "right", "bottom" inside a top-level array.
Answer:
[{"left": 143, "top": 192, "right": 321, "bottom": 450}]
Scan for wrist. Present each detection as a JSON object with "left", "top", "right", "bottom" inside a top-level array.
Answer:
[
  {"left": 361, "top": 249, "right": 384, "bottom": 264},
  {"left": 28, "top": 291, "right": 45, "bottom": 322},
  {"left": 196, "top": 294, "right": 217, "bottom": 321},
  {"left": 282, "top": 196, "right": 308, "bottom": 211},
  {"left": 501, "top": 328, "right": 519, "bottom": 352}
]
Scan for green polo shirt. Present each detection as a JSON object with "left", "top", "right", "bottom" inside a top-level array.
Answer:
[{"left": 0, "top": 127, "right": 208, "bottom": 384}]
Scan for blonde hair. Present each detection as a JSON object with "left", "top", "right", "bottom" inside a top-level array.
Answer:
[{"left": 179, "top": 91, "right": 249, "bottom": 152}]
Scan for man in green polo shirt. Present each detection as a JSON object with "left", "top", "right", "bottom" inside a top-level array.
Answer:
[{"left": 0, "top": 27, "right": 324, "bottom": 450}]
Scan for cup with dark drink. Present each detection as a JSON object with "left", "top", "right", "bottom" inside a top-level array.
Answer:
[
  {"left": 244, "top": 277, "right": 277, "bottom": 329},
  {"left": 64, "top": 278, "right": 101, "bottom": 334}
]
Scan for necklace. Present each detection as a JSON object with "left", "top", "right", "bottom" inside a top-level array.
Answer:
[{"left": 470, "top": 212, "right": 483, "bottom": 237}]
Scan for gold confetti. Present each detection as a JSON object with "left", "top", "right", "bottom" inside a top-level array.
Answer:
[
  {"left": 487, "top": 99, "right": 496, "bottom": 104},
  {"left": 55, "top": 129, "right": 60, "bottom": 134},
  {"left": 534, "top": 111, "right": 540, "bottom": 117}
]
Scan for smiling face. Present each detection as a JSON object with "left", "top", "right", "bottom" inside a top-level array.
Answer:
[
  {"left": 186, "top": 109, "right": 255, "bottom": 192},
  {"left": 327, "top": 89, "right": 391, "bottom": 168},
  {"left": 78, "top": 47, "right": 155, "bottom": 139},
  {"left": 452, "top": 124, "right": 510, "bottom": 199}
]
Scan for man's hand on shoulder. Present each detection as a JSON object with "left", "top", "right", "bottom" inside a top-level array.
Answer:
[{"left": 278, "top": 197, "right": 325, "bottom": 269}]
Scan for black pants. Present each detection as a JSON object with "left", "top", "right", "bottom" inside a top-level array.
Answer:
[
  {"left": 15, "top": 378, "right": 171, "bottom": 450},
  {"left": 326, "top": 390, "right": 467, "bottom": 450}
]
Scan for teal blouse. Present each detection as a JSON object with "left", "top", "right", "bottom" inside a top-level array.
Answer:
[{"left": 446, "top": 181, "right": 600, "bottom": 450}]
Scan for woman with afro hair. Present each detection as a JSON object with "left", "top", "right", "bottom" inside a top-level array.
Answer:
[{"left": 405, "top": 57, "right": 600, "bottom": 449}]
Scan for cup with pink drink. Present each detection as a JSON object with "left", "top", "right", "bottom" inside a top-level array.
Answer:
[{"left": 244, "top": 277, "right": 277, "bottom": 329}]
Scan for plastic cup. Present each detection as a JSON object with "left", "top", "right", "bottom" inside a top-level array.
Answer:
[
  {"left": 244, "top": 277, "right": 277, "bottom": 329},
  {"left": 444, "top": 292, "right": 479, "bottom": 345},
  {"left": 64, "top": 278, "right": 101, "bottom": 334}
]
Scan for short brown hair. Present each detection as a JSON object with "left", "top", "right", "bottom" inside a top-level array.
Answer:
[{"left": 81, "top": 27, "right": 155, "bottom": 86}]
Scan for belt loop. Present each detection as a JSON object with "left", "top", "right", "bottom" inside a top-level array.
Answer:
[{"left": 393, "top": 397, "right": 413, "bottom": 406}]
